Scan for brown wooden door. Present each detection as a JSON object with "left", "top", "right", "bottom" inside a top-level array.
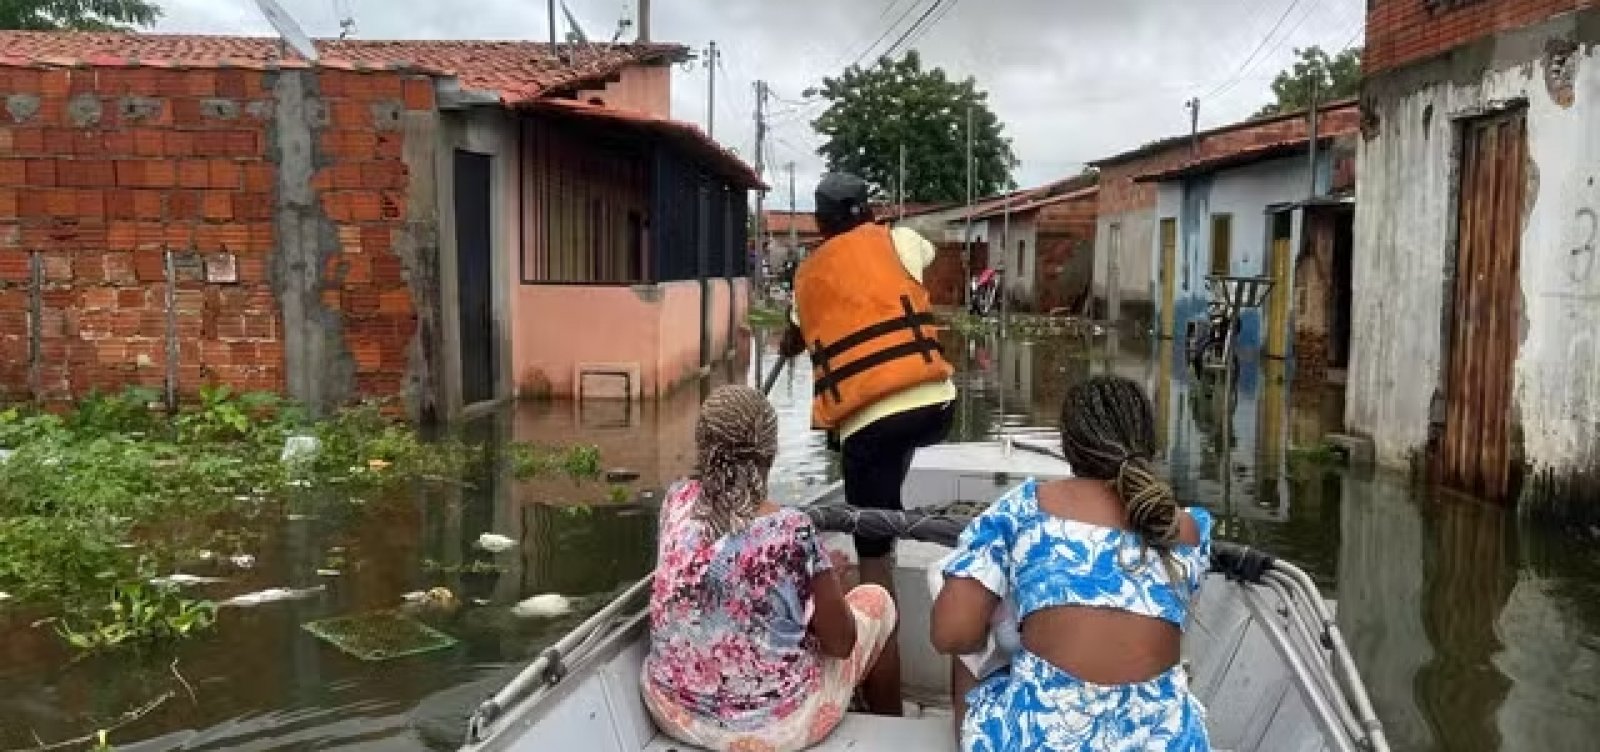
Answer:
[{"left": 1440, "top": 111, "right": 1527, "bottom": 501}]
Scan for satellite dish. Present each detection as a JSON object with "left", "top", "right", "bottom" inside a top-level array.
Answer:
[{"left": 254, "top": 0, "right": 320, "bottom": 62}]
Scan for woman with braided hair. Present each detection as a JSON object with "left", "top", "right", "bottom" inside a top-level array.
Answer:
[
  {"left": 931, "top": 376, "right": 1214, "bottom": 751},
  {"left": 642, "top": 385, "right": 899, "bottom": 752}
]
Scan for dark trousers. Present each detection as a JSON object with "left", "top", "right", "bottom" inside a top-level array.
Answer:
[{"left": 840, "top": 401, "right": 955, "bottom": 559}]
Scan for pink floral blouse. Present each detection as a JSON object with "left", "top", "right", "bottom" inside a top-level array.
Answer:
[{"left": 644, "top": 480, "right": 833, "bottom": 731}]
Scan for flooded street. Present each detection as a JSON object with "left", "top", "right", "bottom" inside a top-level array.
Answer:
[{"left": 3, "top": 332, "right": 1599, "bottom": 752}]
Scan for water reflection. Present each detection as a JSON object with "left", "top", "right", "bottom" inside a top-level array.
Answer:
[{"left": 2, "top": 332, "right": 1598, "bottom": 751}]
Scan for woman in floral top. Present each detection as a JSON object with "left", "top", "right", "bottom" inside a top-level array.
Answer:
[{"left": 642, "top": 386, "right": 898, "bottom": 752}]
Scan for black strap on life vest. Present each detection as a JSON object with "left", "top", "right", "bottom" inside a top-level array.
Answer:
[{"left": 811, "top": 295, "right": 943, "bottom": 402}]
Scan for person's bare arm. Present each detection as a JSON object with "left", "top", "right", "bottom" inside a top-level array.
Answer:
[
  {"left": 809, "top": 569, "right": 858, "bottom": 659},
  {"left": 931, "top": 577, "right": 1000, "bottom": 655}
]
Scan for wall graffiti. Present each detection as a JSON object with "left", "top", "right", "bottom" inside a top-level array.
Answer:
[{"left": 1566, "top": 207, "right": 1597, "bottom": 284}]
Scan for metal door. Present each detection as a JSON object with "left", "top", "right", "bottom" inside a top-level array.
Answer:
[
  {"left": 1440, "top": 111, "right": 1526, "bottom": 501},
  {"left": 1159, "top": 218, "right": 1177, "bottom": 338},
  {"left": 455, "top": 150, "right": 496, "bottom": 406}
]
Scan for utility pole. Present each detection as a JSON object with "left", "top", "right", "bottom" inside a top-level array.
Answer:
[
  {"left": 1307, "top": 78, "right": 1321, "bottom": 199},
  {"left": 637, "top": 0, "right": 651, "bottom": 42},
  {"left": 548, "top": 0, "right": 558, "bottom": 47},
  {"left": 897, "top": 142, "right": 907, "bottom": 222},
  {"left": 1001, "top": 182, "right": 1012, "bottom": 335},
  {"left": 704, "top": 41, "right": 720, "bottom": 139},
  {"left": 1186, "top": 97, "right": 1201, "bottom": 156},
  {"left": 963, "top": 105, "right": 974, "bottom": 310},
  {"left": 752, "top": 80, "right": 768, "bottom": 298},
  {"left": 787, "top": 162, "right": 798, "bottom": 251}
]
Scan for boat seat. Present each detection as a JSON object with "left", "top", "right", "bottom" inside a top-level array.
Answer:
[{"left": 643, "top": 712, "right": 958, "bottom": 752}]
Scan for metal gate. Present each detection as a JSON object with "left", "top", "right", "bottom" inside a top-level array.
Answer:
[
  {"left": 1439, "top": 110, "right": 1526, "bottom": 501},
  {"left": 454, "top": 150, "right": 496, "bottom": 406}
]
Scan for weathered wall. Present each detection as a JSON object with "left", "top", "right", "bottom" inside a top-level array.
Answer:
[
  {"left": 0, "top": 64, "right": 438, "bottom": 416},
  {"left": 1092, "top": 210, "right": 1155, "bottom": 323},
  {"left": 1348, "top": 10, "right": 1600, "bottom": 521},
  {"left": 573, "top": 63, "right": 671, "bottom": 118}
]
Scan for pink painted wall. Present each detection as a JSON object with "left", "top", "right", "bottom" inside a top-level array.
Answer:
[
  {"left": 574, "top": 64, "right": 672, "bottom": 118},
  {"left": 513, "top": 285, "right": 663, "bottom": 398},
  {"left": 654, "top": 280, "right": 703, "bottom": 394}
]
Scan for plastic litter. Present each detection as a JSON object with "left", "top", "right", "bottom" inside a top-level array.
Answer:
[
  {"left": 511, "top": 594, "right": 571, "bottom": 619},
  {"left": 150, "top": 574, "right": 227, "bottom": 587},
  {"left": 221, "top": 585, "right": 325, "bottom": 608},
  {"left": 230, "top": 554, "right": 257, "bottom": 569},
  {"left": 281, "top": 435, "right": 321, "bottom": 464},
  {"left": 476, "top": 533, "right": 517, "bottom": 553}
]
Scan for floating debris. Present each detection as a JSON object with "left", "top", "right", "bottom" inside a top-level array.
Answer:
[
  {"left": 511, "top": 594, "right": 572, "bottom": 619},
  {"left": 316, "top": 569, "right": 342, "bottom": 578},
  {"left": 0, "top": 592, "right": 11, "bottom": 603},
  {"left": 0, "top": 449, "right": 13, "bottom": 463},
  {"left": 605, "top": 468, "right": 641, "bottom": 483},
  {"left": 229, "top": 554, "right": 257, "bottom": 570},
  {"left": 476, "top": 533, "right": 517, "bottom": 553},
  {"left": 367, "top": 458, "right": 392, "bottom": 471},
  {"left": 197, "top": 550, "right": 217, "bottom": 562},
  {"left": 287, "top": 513, "right": 316, "bottom": 521},
  {"left": 150, "top": 574, "right": 227, "bottom": 587},
  {"left": 221, "top": 586, "right": 325, "bottom": 608},
  {"left": 303, "top": 610, "right": 458, "bottom": 662},
  {"left": 400, "top": 587, "right": 459, "bottom": 612}
]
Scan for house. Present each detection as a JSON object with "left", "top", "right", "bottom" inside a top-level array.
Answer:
[
  {"left": 760, "top": 210, "right": 821, "bottom": 268},
  {"left": 1090, "top": 103, "right": 1362, "bottom": 329},
  {"left": 0, "top": 31, "right": 759, "bottom": 421},
  {"left": 1349, "top": 0, "right": 1600, "bottom": 523},
  {"left": 1132, "top": 105, "right": 1359, "bottom": 359},
  {"left": 965, "top": 185, "right": 1099, "bottom": 313}
]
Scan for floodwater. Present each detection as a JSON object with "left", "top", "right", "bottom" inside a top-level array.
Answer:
[{"left": 2, "top": 331, "right": 1599, "bottom": 752}]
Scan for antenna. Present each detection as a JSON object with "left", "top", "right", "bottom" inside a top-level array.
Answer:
[
  {"left": 255, "top": 0, "right": 319, "bottom": 62},
  {"left": 333, "top": 0, "right": 356, "bottom": 39},
  {"left": 562, "top": 2, "right": 590, "bottom": 44}
]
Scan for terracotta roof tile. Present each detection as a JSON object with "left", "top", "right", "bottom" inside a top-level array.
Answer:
[{"left": 0, "top": 31, "right": 686, "bottom": 103}]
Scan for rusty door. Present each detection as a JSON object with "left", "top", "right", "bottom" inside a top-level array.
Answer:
[
  {"left": 1159, "top": 218, "right": 1177, "bottom": 338},
  {"left": 1265, "top": 213, "right": 1293, "bottom": 359},
  {"left": 1440, "top": 111, "right": 1527, "bottom": 501}
]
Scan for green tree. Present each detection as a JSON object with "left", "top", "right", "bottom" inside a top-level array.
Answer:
[
  {"left": 811, "top": 51, "right": 1017, "bottom": 204},
  {"left": 0, "top": 0, "right": 162, "bottom": 31},
  {"left": 1256, "top": 46, "right": 1362, "bottom": 117}
]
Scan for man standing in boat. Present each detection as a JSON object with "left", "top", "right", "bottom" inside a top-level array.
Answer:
[{"left": 779, "top": 172, "right": 957, "bottom": 716}]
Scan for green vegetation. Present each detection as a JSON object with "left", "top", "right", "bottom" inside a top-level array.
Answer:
[
  {"left": 0, "top": 0, "right": 162, "bottom": 31},
  {"left": 0, "top": 386, "right": 602, "bottom": 652},
  {"left": 746, "top": 304, "right": 790, "bottom": 331},
  {"left": 947, "top": 312, "right": 1105, "bottom": 341}
]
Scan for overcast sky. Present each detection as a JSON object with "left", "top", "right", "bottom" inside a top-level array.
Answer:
[{"left": 154, "top": 0, "right": 1366, "bottom": 207}]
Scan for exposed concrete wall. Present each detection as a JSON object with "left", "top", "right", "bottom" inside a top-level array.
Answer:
[
  {"left": 436, "top": 106, "right": 517, "bottom": 418},
  {"left": 985, "top": 214, "right": 1038, "bottom": 303},
  {"left": 1093, "top": 210, "right": 1155, "bottom": 322},
  {"left": 1348, "top": 11, "right": 1600, "bottom": 515}
]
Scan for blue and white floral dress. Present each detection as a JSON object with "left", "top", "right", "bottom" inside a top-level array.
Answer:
[{"left": 942, "top": 478, "right": 1215, "bottom": 752}]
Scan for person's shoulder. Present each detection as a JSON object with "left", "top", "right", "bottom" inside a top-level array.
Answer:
[{"left": 1178, "top": 506, "right": 1213, "bottom": 547}]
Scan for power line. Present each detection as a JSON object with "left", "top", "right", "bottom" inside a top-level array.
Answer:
[
  {"left": 881, "top": 0, "right": 959, "bottom": 61},
  {"left": 1211, "top": 0, "right": 1326, "bottom": 103},
  {"left": 848, "top": 0, "right": 926, "bottom": 69},
  {"left": 831, "top": 0, "right": 915, "bottom": 70},
  {"left": 1202, "top": 0, "right": 1306, "bottom": 100}
]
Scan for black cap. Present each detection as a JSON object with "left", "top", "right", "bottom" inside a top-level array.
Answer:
[{"left": 815, "top": 172, "right": 869, "bottom": 207}]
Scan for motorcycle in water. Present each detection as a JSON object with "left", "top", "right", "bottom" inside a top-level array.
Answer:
[{"left": 969, "top": 267, "right": 1001, "bottom": 317}]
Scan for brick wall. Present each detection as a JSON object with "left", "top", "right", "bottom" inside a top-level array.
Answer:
[
  {"left": 1365, "top": 0, "right": 1600, "bottom": 75},
  {"left": 1035, "top": 193, "right": 1099, "bottom": 313},
  {"left": 1097, "top": 104, "right": 1363, "bottom": 216},
  {"left": 925, "top": 241, "right": 987, "bottom": 308},
  {"left": 0, "top": 64, "right": 435, "bottom": 407}
]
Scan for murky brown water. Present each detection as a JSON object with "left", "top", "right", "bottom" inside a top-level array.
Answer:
[{"left": 2, "top": 331, "right": 1598, "bottom": 751}]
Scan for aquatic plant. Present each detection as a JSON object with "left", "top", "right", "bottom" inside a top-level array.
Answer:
[
  {"left": 54, "top": 581, "right": 219, "bottom": 652},
  {"left": 746, "top": 304, "right": 790, "bottom": 330}
]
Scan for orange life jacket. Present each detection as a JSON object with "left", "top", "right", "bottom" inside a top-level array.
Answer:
[{"left": 794, "top": 223, "right": 953, "bottom": 430}]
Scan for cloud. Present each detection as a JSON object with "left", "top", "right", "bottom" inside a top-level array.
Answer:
[{"left": 157, "top": 0, "right": 1366, "bottom": 205}]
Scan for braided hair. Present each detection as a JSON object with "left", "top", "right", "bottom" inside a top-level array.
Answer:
[
  {"left": 1059, "top": 376, "right": 1185, "bottom": 575},
  {"left": 694, "top": 385, "right": 779, "bottom": 538}
]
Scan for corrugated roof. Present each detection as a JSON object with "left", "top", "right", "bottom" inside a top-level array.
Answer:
[
  {"left": 969, "top": 185, "right": 1099, "bottom": 220},
  {"left": 527, "top": 99, "right": 763, "bottom": 190},
  {"left": 764, "top": 211, "right": 820, "bottom": 236},
  {"left": 0, "top": 31, "right": 686, "bottom": 103}
]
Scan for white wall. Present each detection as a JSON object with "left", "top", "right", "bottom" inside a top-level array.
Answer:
[{"left": 1349, "top": 28, "right": 1600, "bottom": 479}]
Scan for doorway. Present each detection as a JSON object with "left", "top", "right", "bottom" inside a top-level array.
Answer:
[
  {"left": 1328, "top": 208, "right": 1354, "bottom": 368},
  {"left": 454, "top": 150, "right": 496, "bottom": 406},
  {"left": 1439, "top": 109, "right": 1526, "bottom": 502}
]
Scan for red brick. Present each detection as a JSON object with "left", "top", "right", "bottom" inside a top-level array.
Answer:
[
  {"left": 0, "top": 251, "right": 29, "bottom": 282},
  {"left": 108, "top": 221, "right": 138, "bottom": 250},
  {"left": 17, "top": 190, "right": 47, "bottom": 219},
  {"left": 172, "top": 98, "right": 204, "bottom": 127},
  {"left": 403, "top": 78, "right": 435, "bottom": 111},
  {"left": 237, "top": 255, "right": 267, "bottom": 282},
  {"left": 232, "top": 192, "right": 272, "bottom": 221},
  {"left": 0, "top": 160, "right": 23, "bottom": 186},
  {"left": 209, "top": 160, "right": 242, "bottom": 189},
  {"left": 215, "top": 70, "right": 250, "bottom": 99},
  {"left": 71, "top": 130, "right": 105, "bottom": 156},
  {"left": 164, "top": 131, "right": 195, "bottom": 158},
  {"left": 164, "top": 224, "right": 194, "bottom": 249},
  {"left": 133, "top": 190, "right": 164, "bottom": 220},
  {"left": 144, "top": 160, "right": 175, "bottom": 188},
  {"left": 105, "top": 254, "right": 137, "bottom": 284},
  {"left": 202, "top": 192, "right": 233, "bottom": 220},
  {"left": 178, "top": 160, "right": 210, "bottom": 188},
  {"left": 11, "top": 128, "right": 44, "bottom": 154},
  {"left": 40, "top": 70, "right": 70, "bottom": 98},
  {"left": 361, "top": 225, "right": 392, "bottom": 254},
  {"left": 330, "top": 101, "right": 370, "bottom": 129},
  {"left": 133, "top": 129, "right": 165, "bottom": 157},
  {"left": 0, "top": 188, "right": 14, "bottom": 220},
  {"left": 370, "top": 255, "right": 405, "bottom": 285},
  {"left": 185, "top": 71, "right": 217, "bottom": 97},
  {"left": 82, "top": 287, "right": 117, "bottom": 310},
  {"left": 243, "top": 163, "right": 274, "bottom": 192},
  {"left": 378, "top": 289, "right": 412, "bottom": 315},
  {"left": 59, "top": 160, "right": 114, "bottom": 188},
  {"left": 349, "top": 192, "right": 382, "bottom": 221},
  {"left": 105, "top": 189, "right": 135, "bottom": 219},
  {"left": 361, "top": 161, "right": 407, "bottom": 190},
  {"left": 329, "top": 163, "right": 363, "bottom": 190},
  {"left": 26, "top": 160, "right": 57, "bottom": 186},
  {"left": 74, "top": 189, "right": 105, "bottom": 218},
  {"left": 45, "top": 188, "right": 75, "bottom": 216}
]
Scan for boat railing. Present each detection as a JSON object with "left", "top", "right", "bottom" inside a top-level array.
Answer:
[{"left": 1212, "top": 543, "right": 1390, "bottom": 752}]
